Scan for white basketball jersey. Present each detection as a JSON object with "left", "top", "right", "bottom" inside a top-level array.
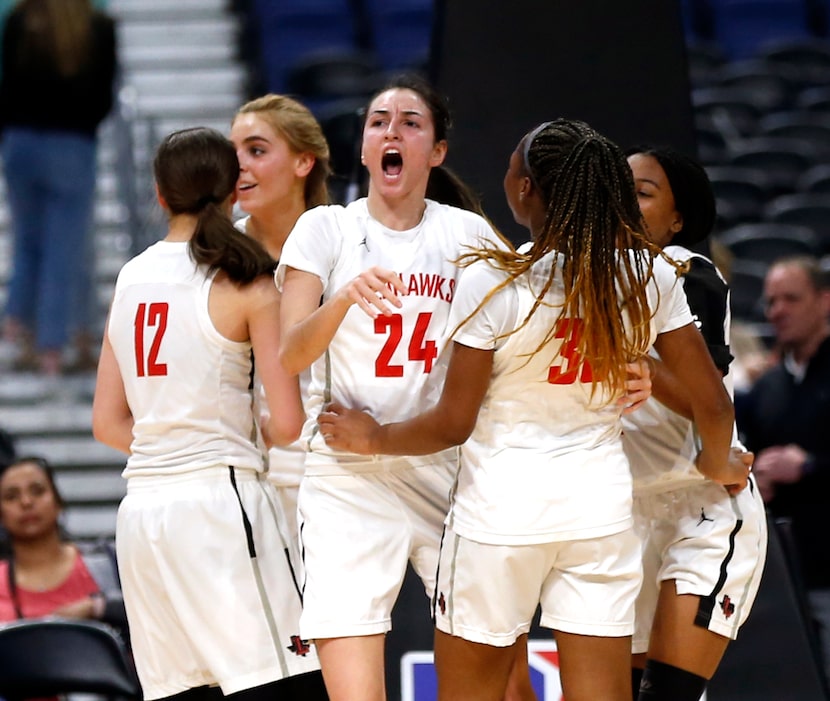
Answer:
[
  {"left": 447, "top": 252, "right": 693, "bottom": 545},
  {"left": 235, "top": 215, "right": 308, "bottom": 487},
  {"left": 622, "top": 245, "right": 739, "bottom": 494},
  {"left": 277, "top": 198, "right": 502, "bottom": 474},
  {"left": 108, "top": 241, "right": 263, "bottom": 477}
]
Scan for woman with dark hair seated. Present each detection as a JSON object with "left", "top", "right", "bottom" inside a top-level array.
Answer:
[{"left": 0, "top": 456, "right": 126, "bottom": 635}]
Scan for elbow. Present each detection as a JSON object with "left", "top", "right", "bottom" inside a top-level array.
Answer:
[
  {"left": 270, "top": 428, "right": 301, "bottom": 448},
  {"left": 92, "top": 418, "right": 123, "bottom": 453},
  {"left": 92, "top": 412, "right": 111, "bottom": 446},
  {"left": 267, "top": 417, "right": 303, "bottom": 447},
  {"left": 712, "top": 388, "right": 735, "bottom": 426},
  {"left": 91, "top": 420, "right": 106, "bottom": 445},
  {"left": 278, "top": 346, "right": 302, "bottom": 377},
  {"left": 437, "top": 417, "right": 476, "bottom": 448},
  {"left": 694, "top": 388, "right": 735, "bottom": 440}
]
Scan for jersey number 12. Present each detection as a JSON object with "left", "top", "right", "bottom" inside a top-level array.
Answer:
[{"left": 134, "top": 302, "right": 169, "bottom": 377}]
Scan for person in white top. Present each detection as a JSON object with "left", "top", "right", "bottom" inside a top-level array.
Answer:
[
  {"left": 92, "top": 127, "right": 313, "bottom": 701},
  {"left": 230, "top": 94, "right": 331, "bottom": 700},
  {"left": 277, "top": 75, "right": 523, "bottom": 701},
  {"left": 319, "top": 119, "right": 751, "bottom": 701},
  {"left": 623, "top": 146, "right": 767, "bottom": 701}
]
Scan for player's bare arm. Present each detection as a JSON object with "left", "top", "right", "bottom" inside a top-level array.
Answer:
[
  {"left": 319, "top": 342, "right": 492, "bottom": 455},
  {"left": 92, "top": 323, "right": 134, "bottom": 454},
  {"left": 654, "top": 323, "right": 748, "bottom": 493},
  {"left": 280, "top": 265, "right": 407, "bottom": 375}
]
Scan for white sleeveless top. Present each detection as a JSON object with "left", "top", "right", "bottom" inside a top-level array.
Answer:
[{"left": 108, "top": 241, "right": 263, "bottom": 477}]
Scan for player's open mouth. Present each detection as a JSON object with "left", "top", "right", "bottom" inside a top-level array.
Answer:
[{"left": 382, "top": 150, "right": 403, "bottom": 177}]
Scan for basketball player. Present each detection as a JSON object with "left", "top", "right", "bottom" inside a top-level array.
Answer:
[
  {"left": 230, "top": 94, "right": 332, "bottom": 699},
  {"left": 276, "top": 74, "right": 522, "bottom": 701},
  {"left": 92, "top": 127, "right": 317, "bottom": 701},
  {"left": 623, "top": 146, "right": 767, "bottom": 701},
  {"left": 317, "top": 119, "right": 751, "bottom": 701}
]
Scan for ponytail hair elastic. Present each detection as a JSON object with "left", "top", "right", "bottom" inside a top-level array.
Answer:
[
  {"left": 522, "top": 121, "right": 553, "bottom": 190},
  {"left": 197, "top": 194, "right": 219, "bottom": 210}
]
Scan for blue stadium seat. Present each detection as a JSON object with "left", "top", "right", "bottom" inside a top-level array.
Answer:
[
  {"left": 763, "top": 192, "right": 830, "bottom": 253},
  {"left": 709, "top": 0, "right": 812, "bottom": 60},
  {"left": 718, "top": 221, "right": 822, "bottom": 263},
  {"left": 685, "top": 40, "right": 728, "bottom": 87},
  {"left": 759, "top": 37, "right": 830, "bottom": 87},
  {"left": 695, "top": 120, "right": 731, "bottom": 164},
  {"left": 797, "top": 163, "right": 830, "bottom": 193},
  {"left": 317, "top": 97, "right": 368, "bottom": 203},
  {"left": 796, "top": 84, "right": 830, "bottom": 111},
  {"left": 284, "top": 49, "right": 384, "bottom": 114},
  {"left": 729, "top": 136, "right": 818, "bottom": 195},
  {"left": 692, "top": 86, "right": 764, "bottom": 138},
  {"left": 758, "top": 110, "right": 830, "bottom": 157},
  {"left": 253, "top": 0, "right": 359, "bottom": 93},
  {"left": 362, "top": 0, "right": 434, "bottom": 70},
  {"left": 706, "top": 165, "right": 772, "bottom": 224},
  {"left": 714, "top": 59, "right": 797, "bottom": 111}
]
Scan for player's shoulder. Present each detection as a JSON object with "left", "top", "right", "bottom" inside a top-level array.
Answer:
[
  {"left": 243, "top": 271, "right": 280, "bottom": 300},
  {"left": 296, "top": 202, "right": 348, "bottom": 228},
  {"left": 425, "top": 199, "right": 490, "bottom": 229},
  {"left": 457, "top": 258, "right": 515, "bottom": 308},
  {"left": 650, "top": 252, "right": 683, "bottom": 287},
  {"left": 117, "top": 241, "right": 164, "bottom": 278}
]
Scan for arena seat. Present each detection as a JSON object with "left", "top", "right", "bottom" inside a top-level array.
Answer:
[
  {"left": 718, "top": 221, "right": 822, "bottom": 263},
  {"left": 708, "top": 0, "right": 812, "bottom": 60},
  {"left": 0, "top": 619, "right": 140, "bottom": 700}
]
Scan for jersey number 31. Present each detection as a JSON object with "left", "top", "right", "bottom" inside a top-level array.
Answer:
[{"left": 548, "top": 318, "right": 593, "bottom": 384}]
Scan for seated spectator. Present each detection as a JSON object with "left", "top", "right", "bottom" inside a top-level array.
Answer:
[
  {"left": 737, "top": 254, "right": 830, "bottom": 684},
  {"left": 0, "top": 456, "right": 127, "bottom": 639}
]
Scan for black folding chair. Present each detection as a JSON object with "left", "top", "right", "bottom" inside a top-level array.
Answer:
[{"left": 0, "top": 618, "right": 140, "bottom": 700}]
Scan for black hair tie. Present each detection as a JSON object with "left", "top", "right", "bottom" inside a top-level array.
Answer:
[{"left": 197, "top": 194, "right": 219, "bottom": 210}]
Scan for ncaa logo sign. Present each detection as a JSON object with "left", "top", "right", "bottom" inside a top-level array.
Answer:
[{"left": 401, "top": 640, "right": 564, "bottom": 701}]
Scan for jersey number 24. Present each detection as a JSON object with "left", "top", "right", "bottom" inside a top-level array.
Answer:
[{"left": 375, "top": 312, "right": 437, "bottom": 377}]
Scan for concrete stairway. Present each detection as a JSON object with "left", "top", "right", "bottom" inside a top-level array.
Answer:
[{"left": 0, "top": 0, "right": 252, "bottom": 541}]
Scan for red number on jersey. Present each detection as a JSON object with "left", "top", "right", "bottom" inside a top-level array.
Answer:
[
  {"left": 548, "top": 317, "right": 594, "bottom": 384},
  {"left": 408, "top": 312, "right": 437, "bottom": 373},
  {"left": 374, "top": 312, "right": 437, "bottom": 377},
  {"left": 375, "top": 315, "right": 404, "bottom": 377},
  {"left": 134, "top": 302, "right": 169, "bottom": 377}
]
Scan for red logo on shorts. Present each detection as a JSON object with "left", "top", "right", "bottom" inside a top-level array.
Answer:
[
  {"left": 720, "top": 595, "right": 735, "bottom": 619},
  {"left": 438, "top": 592, "right": 446, "bottom": 615},
  {"left": 288, "top": 635, "right": 311, "bottom": 656}
]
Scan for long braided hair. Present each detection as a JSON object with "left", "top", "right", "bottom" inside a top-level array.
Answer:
[{"left": 458, "top": 118, "right": 666, "bottom": 399}]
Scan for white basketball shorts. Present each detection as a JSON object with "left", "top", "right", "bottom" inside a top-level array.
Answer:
[
  {"left": 116, "top": 467, "right": 320, "bottom": 700},
  {"left": 433, "top": 525, "right": 642, "bottom": 647},
  {"left": 632, "top": 477, "right": 768, "bottom": 654},
  {"left": 297, "top": 461, "right": 455, "bottom": 640}
]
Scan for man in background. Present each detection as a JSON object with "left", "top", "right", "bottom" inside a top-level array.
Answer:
[{"left": 738, "top": 254, "right": 830, "bottom": 684}]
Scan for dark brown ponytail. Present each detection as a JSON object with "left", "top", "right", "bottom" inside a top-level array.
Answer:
[{"left": 153, "top": 127, "right": 275, "bottom": 283}]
